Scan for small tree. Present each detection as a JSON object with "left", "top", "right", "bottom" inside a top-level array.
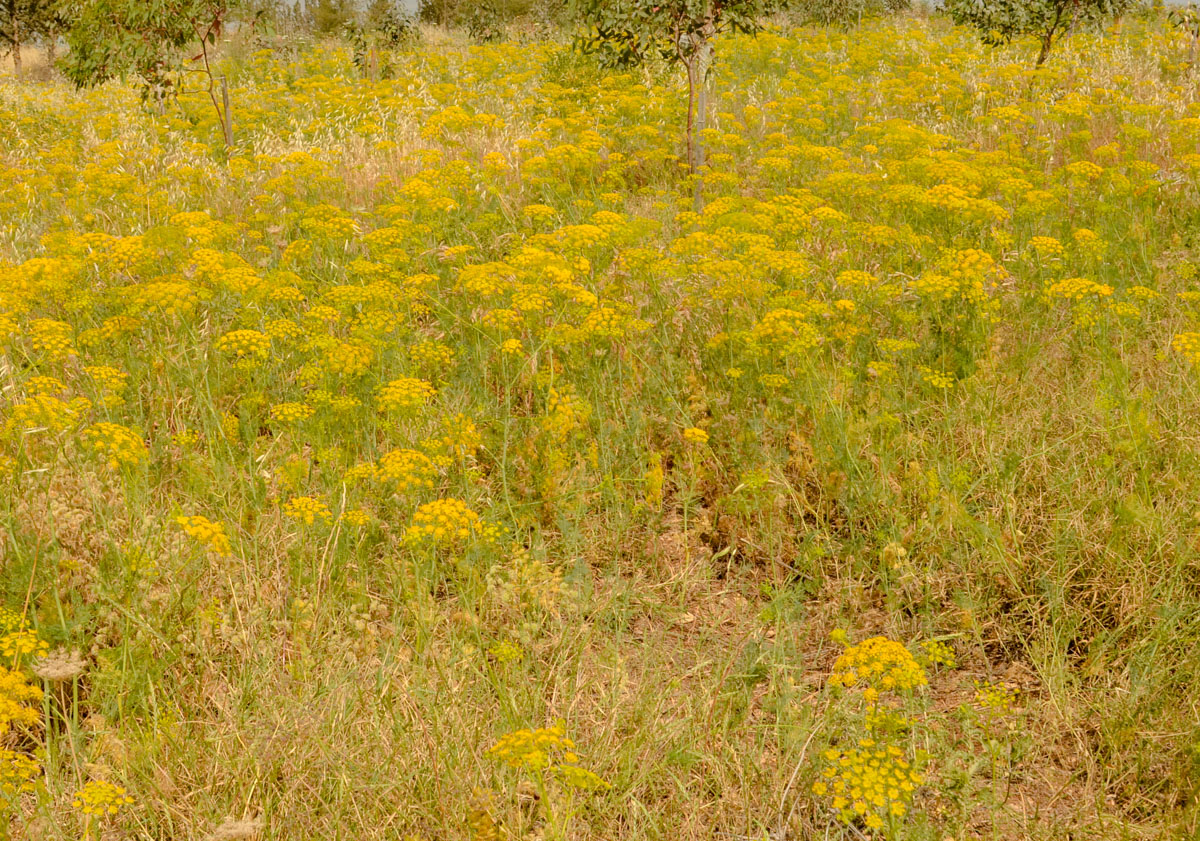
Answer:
[
  {"left": 789, "top": 0, "right": 908, "bottom": 28},
  {"left": 38, "top": 0, "right": 73, "bottom": 66},
  {"left": 63, "top": 0, "right": 256, "bottom": 148},
  {"left": 1, "top": 0, "right": 55, "bottom": 72},
  {"left": 366, "top": 0, "right": 417, "bottom": 44},
  {"left": 943, "top": 0, "right": 1129, "bottom": 66},
  {"left": 571, "top": 0, "right": 784, "bottom": 208},
  {"left": 311, "top": 0, "right": 354, "bottom": 34},
  {"left": 1169, "top": 4, "right": 1200, "bottom": 65}
]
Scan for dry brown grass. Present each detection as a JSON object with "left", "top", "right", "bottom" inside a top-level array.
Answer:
[{"left": 0, "top": 46, "right": 49, "bottom": 75}]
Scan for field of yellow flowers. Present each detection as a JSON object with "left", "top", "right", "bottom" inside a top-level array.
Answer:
[{"left": 3, "top": 14, "right": 1200, "bottom": 841}]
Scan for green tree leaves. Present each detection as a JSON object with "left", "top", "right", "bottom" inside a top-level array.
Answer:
[
  {"left": 61, "top": 0, "right": 256, "bottom": 147},
  {"left": 571, "top": 0, "right": 779, "bottom": 67},
  {"left": 943, "top": 0, "right": 1129, "bottom": 65},
  {"left": 569, "top": 0, "right": 785, "bottom": 195}
]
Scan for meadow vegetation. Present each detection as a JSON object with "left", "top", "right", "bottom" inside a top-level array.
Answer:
[{"left": 2, "top": 10, "right": 1200, "bottom": 841}]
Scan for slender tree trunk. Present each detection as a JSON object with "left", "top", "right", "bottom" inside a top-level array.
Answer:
[
  {"left": 1036, "top": 7, "right": 1065, "bottom": 67},
  {"left": 221, "top": 75, "right": 234, "bottom": 148},
  {"left": 691, "top": 2, "right": 716, "bottom": 214},
  {"left": 692, "top": 39, "right": 711, "bottom": 214},
  {"left": 11, "top": 17, "right": 21, "bottom": 74},
  {"left": 695, "top": 41, "right": 710, "bottom": 171},
  {"left": 684, "top": 53, "right": 697, "bottom": 173},
  {"left": 45, "top": 25, "right": 58, "bottom": 66},
  {"left": 1036, "top": 32, "right": 1052, "bottom": 66}
]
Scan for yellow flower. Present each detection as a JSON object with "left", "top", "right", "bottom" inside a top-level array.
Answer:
[
  {"left": 1172, "top": 332, "right": 1200, "bottom": 366},
  {"left": 405, "top": 498, "right": 498, "bottom": 546},
  {"left": 829, "top": 636, "right": 927, "bottom": 695},
  {"left": 71, "top": 780, "right": 134, "bottom": 817},
  {"left": 339, "top": 508, "right": 373, "bottom": 528},
  {"left": 487, "top": 722, "right": 610, "bottom": 791},
  {"left": 816, "top": 742, "right": 922, "bottom": 827},
  {"left": 215, "top": 329, "right": 271, "bottom": 360},
  {"left": 269, "top": 402, "right": 315, "bottom": 423},
  {"left": 0, "top": 629, "right": 48, "bottom": 665},
  {"left": 0, "top": 666, "right": 42, "bottom": 735},
  {"left": 0, "top": 748, "right": 40, "bottom": 797},
  {"left": 376, "top": 449, "right": 438, "bottom": 492},
  {"left": 176, "top": 515, "right": 233, "bottom": 557},
  {"left": 282, "top": 496, "right": 332, "bottom": 526},
  {"left": 376, "top": 377, "right": 436, "bottom": 413},
  {"left": 80, "top": 423, "right": 146, "bottom": 469}
]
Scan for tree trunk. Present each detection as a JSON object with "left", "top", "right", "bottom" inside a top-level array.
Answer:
[
  {"left": 1036, "top": 6, "right": 1066, "bottom": 67},
  {"left": 221, "top": 75, "right": 234, "bottom": 149},
  {"left": 691, "top": 2, "right": 716, "bottom": 214},
  {"left": 46, "top": 31, "right": 57, "bottom": 67},
  {"left": 695, "top": 41, "right": 710, "bottom": 171},
  {"left": 1036, "top": 32, "right": 1052, "bottom": 66},
  {"left": 684, "top": 53, "right": 697, "bottom": 174},
  {"left": 11, "top": 18, "right": 21, "bottom": 74},
  {"left": 692, "top": 39, "right": 712, "bottom": 214}
]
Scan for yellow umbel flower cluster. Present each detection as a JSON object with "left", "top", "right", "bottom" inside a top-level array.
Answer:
[
  {"left": 27, "top": 318, "right": 75, "bottom": 361},
  {"left": 215, "top": 329, "right": 271, "bottom": 360},
  {"left": 919, "top": 639, "right": 957, "bottom": 670},
  {"left": 0, "top": 666, "right": 41, "bottom": 736},
  {"left": 4, "top": 393, "right": 91, "bottom": 436},
  {"left": 0, "top": 609, "right": 24, "bottom": 634},
  {"left": 269, "top": 402, "right": 315, "bottom": 423},
  {"left": 540, "top": 387, "right": 590, "bottom": 441},
  {"left": 0, "top": 629, "right": 48, "bottom": 664},
  {"left": 405, "top": 498, "right": 497, "bottom": 546},
  {"left": 749, "top": 307, "right": 823, "bottom": 357},
  {"left": 487, "top": 722, "right": 573, "bottom": 772},
  {"left": 422, "top": 413, "right": 482, "bottom": 462},
  {"left": 830, "top": 635, "right": 927, "bottom": 699},
  {"left": 320, "top": 339, "right": 374, "bottom": 378},
  {"left": 282, "top": 496, "right": 332, "bottom": 526},
  {"left": 176, "top": 515, "right": 233, "bottom": 557},
  {"left": 128, "top": 279, "right": 200, "bottom": 317},
  {"left": 0, "top": 748, "right": 40, "bottom": 797},
  {"left": 409, "top": 339, "right": 456, "bottom": 371},
  {"left": 376, "top": 449, "right": 438, "bottom": 493},
  {"left": 486, "top": 722, "right": 611, "bottom": 791},
  {"left": 487, "top": 639, "right": 524, "bottom": 665},
  {"left": 339, "top": 508, "right": 373, "bottom": 528},
  {"left": 1043, "top": 276, "right": 1114, "bottom": 302},
  {"left": 80, "top": 422, "right": 146, "bottom": 469},
  {"left": 24, "top": 376, "right": 66, "bottom": 396},
  {"left": 812, "top": 740, "right": 923, "bottom": 829},
  {"left": 973, "top": 680, "right": 1018, "bottom": 726},
  {"left": 82, "top": 365, "right": 129, "bottom": 406},
  {"left": 377, "top": 377, "right": 436, "bottom": 413},
  {"left": 918, "top": 366, "right": 955, "bottom": 389},
  {"left": 1171, "top": 332, "right": 1200, "bottom": 366},
  {"left": 71, "top": 780, "right": 134, "bottom": 816}
]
